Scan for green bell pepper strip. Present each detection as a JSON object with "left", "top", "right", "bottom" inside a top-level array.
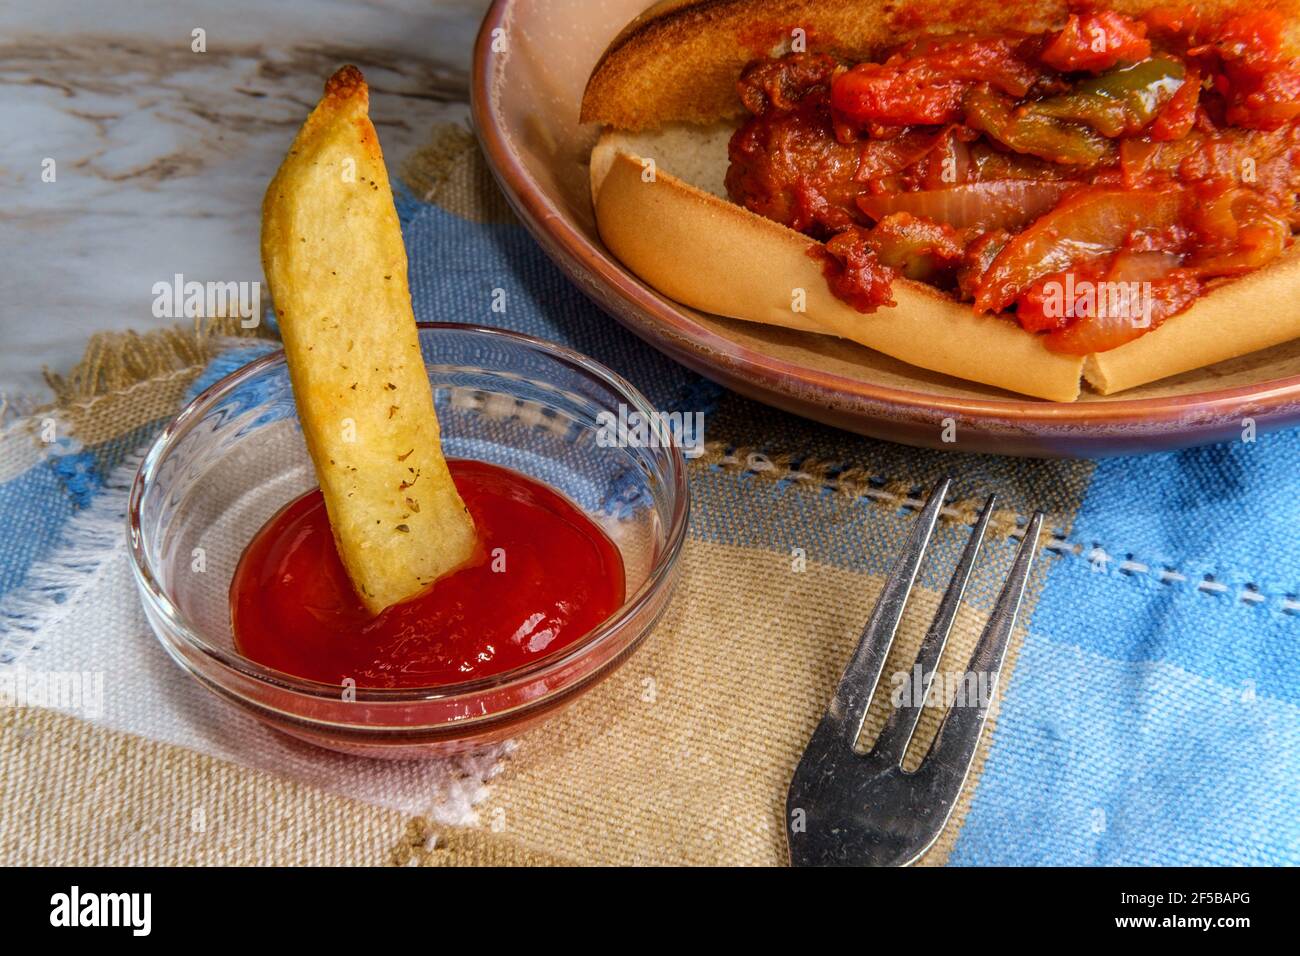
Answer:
[
  {"left": 1027, "top": 58, "right": 1187, "bottom": 137},
  {"left": 963, "top": 86, "right": 1115, "bottom": 166}
]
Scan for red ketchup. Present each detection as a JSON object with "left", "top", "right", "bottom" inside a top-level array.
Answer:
[{"left": 231, "top": 459, "right": 626, "bottom": 688}]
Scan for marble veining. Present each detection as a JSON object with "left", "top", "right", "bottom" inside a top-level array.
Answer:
[{"left": 0, "top": 0, "right": 491, "bottom": 404}]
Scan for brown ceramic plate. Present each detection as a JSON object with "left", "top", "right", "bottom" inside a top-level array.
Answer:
[{"left": 470, "top": 0, "right": 1300, "bottom": 457}]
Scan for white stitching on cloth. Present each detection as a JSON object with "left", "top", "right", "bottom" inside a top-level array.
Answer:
[
  {"left": 1037, "top": 539, "right": 1298, "bottom": 611},
  {"left": 706, "top": 445, "right": 1299, "bottom": 615}
]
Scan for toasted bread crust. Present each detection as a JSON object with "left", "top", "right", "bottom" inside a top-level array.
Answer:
[{"left": 581, "top": 0, "right": 1300, "bottom": 130}]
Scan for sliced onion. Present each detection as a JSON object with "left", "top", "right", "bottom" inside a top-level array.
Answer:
[
  {"left": 975, "top": 187, "right": 1185, "bottom": 313},
  {"left": 1193, "top": 222, "right": 1288, "bottom": 277},
  {"left": 1107, "top": 250, "right": 1183, "bottom": 282},
  {"left": 857, "top": 180, "right": 1073, "bottom": 232}
]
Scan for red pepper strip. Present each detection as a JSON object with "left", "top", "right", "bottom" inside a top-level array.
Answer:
[
  {"left": 974, "top": 187, "right": 1184, "bottom": 313},
  {"left": 830, "top": 37, "right": 1039, "bottom": 128},
  {"left": 1041, "top": 12, "right": 1152, "bottom": 73},
  {"left": 1149, "top": 67, "right": 1201, "bottom": 141},
  {"left": 1042, "top": 268, "right": 1200, "bottom": 354}
]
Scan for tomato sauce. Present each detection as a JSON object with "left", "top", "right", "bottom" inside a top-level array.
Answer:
[{"left": 231, "top": 459, "right": 626, "bottom": 688}]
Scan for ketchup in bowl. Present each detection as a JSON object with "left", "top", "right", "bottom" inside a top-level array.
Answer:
[{"left": 231, "top": 459, "right": 626, "bottom": 688}]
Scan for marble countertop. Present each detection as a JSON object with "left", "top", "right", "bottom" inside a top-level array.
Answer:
[{"left": 0, "top": 0, "right": 492, "bottom": 406}]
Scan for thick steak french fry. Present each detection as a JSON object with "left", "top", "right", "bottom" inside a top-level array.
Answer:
[{"left": 261, "top": 65, "right": 477, "bottom": 614}]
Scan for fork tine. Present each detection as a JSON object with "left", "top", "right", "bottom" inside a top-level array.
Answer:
[
  {"left": 827, "top": 476, "right": 951, "bottom": 751},
  {"left": 920, "top": 511, "right": 1044, "bottom": 775},
  {"left": 871, "top": 493, "right": 997, "bottom": 767}
]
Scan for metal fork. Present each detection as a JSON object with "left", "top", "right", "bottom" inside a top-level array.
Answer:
[{"left": 786, "top": 477, "right": 1044, "bottom": 867}]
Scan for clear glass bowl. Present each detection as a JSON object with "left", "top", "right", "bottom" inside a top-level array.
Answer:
[{"left": 128, "top": 324, "right": 688, "bottom": 758}]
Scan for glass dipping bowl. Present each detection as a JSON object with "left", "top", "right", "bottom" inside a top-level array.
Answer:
[{"left": 128, "top": 324, "right": 688, "bottom": 758}]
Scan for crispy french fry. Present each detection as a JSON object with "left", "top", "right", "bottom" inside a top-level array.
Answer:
[{"left": 261, "top": 65, "right": 477, "bottom": 614}]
